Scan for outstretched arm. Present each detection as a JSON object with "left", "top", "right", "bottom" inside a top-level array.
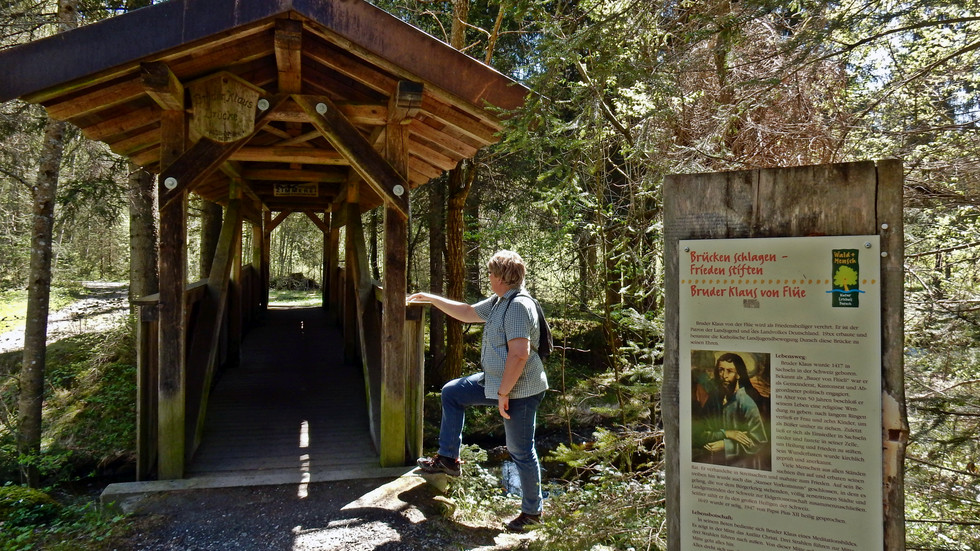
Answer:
[{"left": 407, "top": 292, "right": 484, "bottom": 324}]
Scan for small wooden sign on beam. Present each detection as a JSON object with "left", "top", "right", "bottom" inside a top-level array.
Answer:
[
  {"left": 189, "top": 72, "right": 264, "bottom": 143},
  {"left": 274, "top": 182, "right": 318, "bottom": 197}
]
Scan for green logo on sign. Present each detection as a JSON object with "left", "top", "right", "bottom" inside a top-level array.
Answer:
[{"left": 830, "top": 249, "right": 862, "bottom": 307}]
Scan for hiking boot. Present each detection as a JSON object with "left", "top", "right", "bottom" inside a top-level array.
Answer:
[
  {"left": 416, "top": 454, "right": 461, "bottom": 477},
  {"left": 506, "top": 512, "right": 542, "bottom": 532}
]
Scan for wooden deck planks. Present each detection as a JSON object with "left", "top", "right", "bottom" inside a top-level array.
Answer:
[{"left": 187, "top": 306, "right": 378, "bottom": 479}]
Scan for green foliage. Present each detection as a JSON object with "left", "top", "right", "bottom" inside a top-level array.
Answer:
[
  {"left": 0, "top": 486, "right": 125, "bottom": 551},
  {"left": 903, "top": 346, "right": 980, "bottom": 549},
  {"left": 0, "top": 485, "right": 61, "bottom": 525},
  {"left": 0, "top": 321, "right": 136, "bottom": 483},
  {"left": 532, "top": 427, "right": 666, "bottom": 551},
  {"left": 446, "top": 444, "right": 515, "bottom": 523},
  {"left": 267, "top": 288, "right": 323, "bottom": 306},
  {"left": 270, "top": 213, "right": 327, "bottom": 282}
]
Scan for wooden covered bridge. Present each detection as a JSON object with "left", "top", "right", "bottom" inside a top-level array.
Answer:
[{"left": 0, "top": 0, "right": 526, "bottom": 481}]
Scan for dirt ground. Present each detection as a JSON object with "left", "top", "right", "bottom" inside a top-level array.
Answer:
[
  {"left": 109, "top": 475, "right": 535, "bottom": 551},
  {"left": 0, "top": 281, "right": 130, "bottom": 354}
]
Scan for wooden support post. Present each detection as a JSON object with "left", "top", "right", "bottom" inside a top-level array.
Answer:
[
  {"left": 877, "top": 159, "right": 908, "bottom": 550},
  {"left": 379, "top": 82, "right": 417, "bottom": 466},
  {"left": 345, "top": 189, "right": 383, "bottom": 450},
  {"left": 327, "top": 209, "right": 342, "bottom": 326},
  {"left": 157, "top": 107, "right": 187, "bottom": 480},
  {"left": 320, "top": 211, "right": 331, "bottom": 309},
  {"left": 251, "top": 219, "right": 263, "bottom": 316},
  {"left": 262, "top": 210, "right": 272, "bottom": 310},
  {"left": 341, "top": 186, "right": 359, "bottom": 362},
  {"left": 227, "top": 199, "right": 244, "bottom": 368},
  {"left": 381, "top": 201, "right": 408, "bottom": 466},
  {"left": 135, "top": 298, "right": 159, "bottom": 481},
  {"left": 405, "top": 304, "right": 426, "bottom": 461}
]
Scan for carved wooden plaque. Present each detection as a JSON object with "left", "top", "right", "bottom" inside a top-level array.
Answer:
[{"left": 188, "top": 72, "right": 263, "bottom": 143}]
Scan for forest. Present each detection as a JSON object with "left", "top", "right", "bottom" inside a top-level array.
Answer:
[{"left": 1, "top": 0, "right": 979, "bottom": 549}]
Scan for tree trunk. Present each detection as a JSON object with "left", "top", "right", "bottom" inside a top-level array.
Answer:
[
  {"left": 17, "top": 0, "right": 76, "bottom": 489},
  {"left": 427, "top": 179, "right": 447, "bottom": 386},
  {"left": 464, "top": 183, "right": 481, "bottom": 298},
  {"left": 443, "top": 0, "right": 472, "bottom": 383},
  {"left": 200, "top": 200, "right": 223, "bottom": 280},
  {"left": 128, "top": 162, "right": 158, "bottom": 308},
  {"left": 446, "top": 159, "right": 474, "bottom": 381}
]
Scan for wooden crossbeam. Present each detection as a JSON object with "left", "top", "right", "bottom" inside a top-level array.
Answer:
[
  {"left": 229, "top": 146, "right": 346, "bottom": 164},
  {"left": 265, "top": 101, "right": 388, "bottom": 125},
  {"left": 241, "top": 167, "right": 346, "bottom": 183},
  {"left": 44, "top": 77, "right": 144, "bottom": 121},
  {"left": 292, "top": 94, "right": 409, "bottom": 218}
]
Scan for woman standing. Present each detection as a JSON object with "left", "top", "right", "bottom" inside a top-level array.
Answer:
[{"left": 408, "top": 250, "right": 548, "bottom": 532}]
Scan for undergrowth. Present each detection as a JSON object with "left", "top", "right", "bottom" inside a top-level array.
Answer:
[
  {"left": 0, "top": 318, "right": 135, "bottom": 550},
  {"left": 433, "top": 315, "right": 669, "bottom": 550},
  {"left": 0, "top": 485, "right": 125, "bottom": 551}
]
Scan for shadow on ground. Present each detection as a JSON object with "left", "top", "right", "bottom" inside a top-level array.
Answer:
[{"left": 110, "top": 475, "right": 534, "bottom": 551}]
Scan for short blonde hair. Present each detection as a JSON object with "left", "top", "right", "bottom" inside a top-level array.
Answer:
[{"left": 487, "top": 250, "right": 526, "bottom": 288}]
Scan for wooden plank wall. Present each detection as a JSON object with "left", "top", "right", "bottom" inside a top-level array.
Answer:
[{"left": 662, "top": 160, "right": 907, "bottom": 550}]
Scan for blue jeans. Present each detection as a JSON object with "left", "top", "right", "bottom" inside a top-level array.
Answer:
[{"left": 437, "top": 372, "right": 545, "bottom": 515}]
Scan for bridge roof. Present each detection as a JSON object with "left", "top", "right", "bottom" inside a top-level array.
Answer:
[{"left": 0, "top": 0, "right": 527, "bottom": 214}]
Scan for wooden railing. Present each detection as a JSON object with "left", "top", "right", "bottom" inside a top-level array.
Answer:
[
  {"left": 133, "top": 265, "right": 262, "bottom": 480},
  {"left": 333, "top": 266, "right": 426, "bottom": 463}
]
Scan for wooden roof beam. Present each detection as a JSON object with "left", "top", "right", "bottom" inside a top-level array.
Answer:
[
  {"left": 84, "top": 106, "right": 159, "bottom": 142},
  {"left": 303, "top": 37, "right": 394, "bottom": 97},
  {"left": 107, "top": 126, "right": 160, "bottom": 157},
  {"left": 409, "top": 119, "right": 477, "bottom": 159},
  {"left": 275, "top": 19, "right": 303, "bottom": 94},
  {"left": 419, "top": 94, "right": 497, "bottom": 145},
  {"left": 293, "top": 94, "right": 408, "bottom": 218},
  {"left": 409, "top": 141, "right": 459, "bottom": 173},
  {"left": 43, "top": 75, "right": 144, "bottom": 121},
  {"left": 142, "top": 62, "right": 185, "bottom": 111}
]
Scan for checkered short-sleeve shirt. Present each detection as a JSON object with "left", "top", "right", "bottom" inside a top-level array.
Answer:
[{"left": 473, "top": 288, "right": 549, "bottom": 399}]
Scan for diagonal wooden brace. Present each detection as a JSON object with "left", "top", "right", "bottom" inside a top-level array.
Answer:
[{"left": 292, "top": 94, "right": 410, "bottom": 219}]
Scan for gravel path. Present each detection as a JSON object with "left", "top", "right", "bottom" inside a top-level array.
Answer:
[
  {"left": 111, "top": 475, "right": 534, "bottom": 551},
  {"left": 0, "top": 281, "right": 130, "bottom": 354}
]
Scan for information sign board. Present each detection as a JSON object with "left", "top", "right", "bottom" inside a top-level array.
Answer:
[{"left": 680, "top": 235, "right": 882, "bottom": 551}]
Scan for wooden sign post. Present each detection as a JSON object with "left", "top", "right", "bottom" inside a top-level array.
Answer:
[{"left": 663, "top": 160, "right": 907, "bottom": 551}]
